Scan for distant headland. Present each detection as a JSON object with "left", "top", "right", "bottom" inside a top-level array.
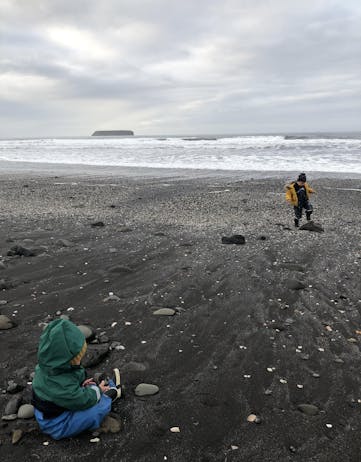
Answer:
[{"left": 92, "top": 130, "right": 134, "bottom": 136}]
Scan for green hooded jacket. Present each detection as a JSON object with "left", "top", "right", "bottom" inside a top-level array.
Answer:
[{"left": 32, "top": 319, "right": 99, "bottom": 411}]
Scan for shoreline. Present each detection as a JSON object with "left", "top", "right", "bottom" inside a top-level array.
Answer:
[{"left": 1, "top": 159, "right": 361, "bottom": 180}]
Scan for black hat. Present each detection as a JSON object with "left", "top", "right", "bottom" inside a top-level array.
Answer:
[{"left": 298, "top": 173, "right": 306, "bottom": 182}]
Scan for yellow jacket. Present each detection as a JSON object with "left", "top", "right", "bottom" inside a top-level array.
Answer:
[{"left": 285, "top": 182, "right": 315, "bottom": 206}]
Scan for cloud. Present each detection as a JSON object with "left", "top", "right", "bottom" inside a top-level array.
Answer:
[{"left": 0, "top": 0, "right": 360, "bottom": 136}]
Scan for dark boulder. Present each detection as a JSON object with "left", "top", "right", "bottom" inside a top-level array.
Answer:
[
  {"left": 7, "top": 245, "right": 35, "bottom": 257},
  {"left": 221, "top": 235, "right": 246, "bottom": 245}
]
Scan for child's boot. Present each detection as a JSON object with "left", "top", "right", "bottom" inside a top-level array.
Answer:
[
  {"left": 294, "top": 218, "right": 299, "bottom": 227},
  {"left": 306, "top": 211, "right": 312, "bottom": 221}
]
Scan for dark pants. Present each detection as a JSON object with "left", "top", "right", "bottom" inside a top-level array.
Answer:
[{"left": 294, "top": 189, "right": 313, "bottom": 220}]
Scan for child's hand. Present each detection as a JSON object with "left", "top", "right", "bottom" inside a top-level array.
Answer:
[
  {"left": 99, "top": 380, "right": 110, "bottom": 393},
  {"left": 82, "top": 378, "right": 96, "bottom": 387}
]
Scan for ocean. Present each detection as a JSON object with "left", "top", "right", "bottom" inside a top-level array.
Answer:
[{"left": 0, "top": 133, "right": 360, "bottom": 174}]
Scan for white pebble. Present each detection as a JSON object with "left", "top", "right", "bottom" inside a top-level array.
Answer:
[
  {"left": 111, "top": 322, "right": 117, "bottom": 327},
  {"left": 326, "top": 424, "right": 332, "bottom": 429},
  {"left": 90, "top": 437, "right": 100, "bottom": 443},
  {"left": 297, "top": 384, "right": 304, "bottom": 389},
  {"left": 43, "top": 441, "right": 49, "bottom": 446},
  {"left": 280, "top": 379, "right": 287, "bottom": 384},
  {"left": 170, "top": 427, "right": 180, "bottom": 433}
]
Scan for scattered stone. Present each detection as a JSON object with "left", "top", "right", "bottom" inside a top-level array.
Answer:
[
  {"left": 7, "top": 380, "right": 24, "bottom": 394},
  {"left": 221, "top": 235, "right": 245, "bottom": 245},
  {"left": 297, "top": 404, "right": 319, "bottom": 416},
  {"left": 77, "top": 325, "right": 94, "bottom": 340},
  {"left": 4, "top": 395, "right": 22, "bottom": 415},
  {"left": 286, "top": 279, "right": 306, "bottom": 290},
  {"left": 43, "top": 441, "right": 50, "bottom": 446},
  {"left": 56, "top": 239, "right": 73, "bottom": 247},
  {"left": 7, "top": 245, "right": 35, "bottom": 257},
  {"left": 103, "top": 292, "right": 120, "bottom": 302},
  {"left": 17, "top": 404, "right": 34, "bottom": 419},
  {"left": 153, "top": 308, "right": 176, "bottom": 316},
  {"left": 299, "top": 221, "right": 324, "bottom": 233},
  {"left": 0, "top": 315, "right": 14, "bottom": 330},
  {"left": 90, "top": 437, "right": 100, "bottom": 443},
  {"left": 12, "top": 429, "right": 23, "bottom": 444},
  {"left": 2, "top": 414, "right": 17, "bottom": 421},
  {"left": 289, "top": 446, "right": 297, "bottom": 453},
  {"left": 91, "top": 222, "right": 105, "bottom": 227},
  {"left": 325, "top": 325, "right": 333, "bottom": 332},
  {"left": 99, "top": 416, "right": 121, "bottom": 434},
  {"left": 247, "top": 414, "right": 261, "bottom": 423},
  {"left": 122, "top": 362, "right": 147, "bottom": 373},
  {"left": 82, "top": 344, "right": 109, "bottom": 368},
  {"left": 170, "top": 427, "right": 180, "bottom": 433},
  {"left": 118, "top": 226, "right": 133, "bottom": 233},
  {"left": 134, "top": 383, "right": 159, "bottom": 397},
  {"left": 0, "top": 300, "right": 7, "bottom": 305},
  {"left": 108, "top": 265, "right": 133, "bottom": 274}
]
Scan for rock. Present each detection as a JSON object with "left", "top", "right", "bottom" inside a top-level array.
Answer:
[
  {"left": 247, "top": 414, "right": 261, "bottom": 424},
  {"left": 99, "top": 416, "right": 121, "bottom": 434},
  {"left": 286, "top": 279, "right": 306, "bottom": 290},
  {"left": 59, "top": 314, "right": 70, "bottom": 321},
  {"left": 103, "top": 293, "right": 120, "bottom": 302},
  {"left": 297, "top": 404, "right": 319, "bottom": 416},
  {"left": 118, "top": 226, "right": 133, "bottom": 233},
  {"left": 0, "top": 315, "right": 14, "bottom": 330},
  {"left": 91, "top": 221, "right": 105, "bottom": 227},
  {"left": 77, "top": 325, "right": 94, "bottom": 340},
  {"left": 4, "top": 395, "right": 22, "bottom": 415},
  {"left": 170, "top": 427, "right": 180, "bottom": 433},
  {"left": 0, "top": 300, "right": 7, "bottom": 305},
  {"left": 154, "top": 232, "right": 166, "bottom": 237},
  {"left": 299, "top": 221, "right": 324, "bottom": 233},
  {"left": 108, "top": 265, "right": 133, "bottom": 274},
  {"left": 2, "top": 414, "right": 18, "bottom": 421},
  {"left": 221, "top": 235, "right": 245, "bottom": 245},
  {"left": 7, "top": 380, "right": 24, "bottom": 394},
  {"left": 82, "top": 344, "right": 109, "bottom": 368},
  {"left": 7, "top": 245, "right": 35, "bottom": 257},
  {"left": 0, "top": 261, "right": 6, "bottom": 270},
  {"left": 90, "top": 437, "right": 100, "bottom": 443},
  {"left": 12, "top": 429, "right": 23, "bottom": 444},
  {"left": 56, "top": 239, "right": 73, "bottom": 247},
  {"left": 122, "top": 362, "right": 148, "bottom": 373},
  {"left": 134, "top": 383, "right": 159, "bottom": 397},
  {"left": 17, "top": 404, "right": 34, "bottom": 419},
  {"left": 153, "top": 308, "right": 176, "bottom": 316},
  {"left": 257, "top": 235, "right": 267, "bottom": 241}
]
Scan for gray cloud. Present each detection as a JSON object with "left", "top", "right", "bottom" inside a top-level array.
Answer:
[{"left": 0, "top": 0, "right": 360, "bottom": 136}]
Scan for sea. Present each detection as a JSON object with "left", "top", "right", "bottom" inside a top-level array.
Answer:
[{"left": 0, "top": 133, "right": 360, "bottom": 174}]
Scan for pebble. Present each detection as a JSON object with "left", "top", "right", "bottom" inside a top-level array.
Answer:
[
  {"left": 135, "top": 383, "right": 159, "bottom": 396},
  {"left": 297, "top": 404, "right": 319, "bottom": 415},
  {"left": 60, "top": 314, "right": 70, "bottom": 320},
  {"left": 43, "top": 441, "right": 50, "bottom": 446},
  {"left": 348, "top": 338, "right": 357, "bottom": 343},
  {"left": 17, "top": 404, "right": 34, "bottom": 419},
  {"left": 2, "top": 414, "right": 17, "bottom": 421},
  {"left": 12, "top": 429, "right": 23, "bottom": 444},
  {"left": 312, "top": 373, "right": 320, "bottom": 378},
  {"left": 264, "top": 389, "right": 272, "bottom": 395},
  {"left": 297, "top": 384, "right": 304, "bottom": 389},
  {"left": 247, "top": 414, "right": 261, "bottom": 424},
  {"left": 326, "top": 423, "right": 333, "bottom": 429},
  {"left": 280, "top": 379, "right": 287, "bottom": 384},
  {"left": 170, "top": 427, "right": 180, "bottom": 433},
  {"left": 153, "top": 308, "right": 176, "bottom": 316},
  {"left": 77, "top": 325, "right": 93, "bottom": 339},
  {"left": 0, "top": 314, "right": 14, "bottom": 330},
  {"left": 4, "top": 395, "right": 22, "bottom": 415},
  {"left": 231, "top": 445, "right": 239, "bottom": 450},
  {"left": 103, "top": 293, "right": 120, "bottom": 302},
  {"left": 90, "top": 437, "right": 100, "bottom": 443},
  {"left": 0, "top": 300, "right": 7, "bottom": 305}
]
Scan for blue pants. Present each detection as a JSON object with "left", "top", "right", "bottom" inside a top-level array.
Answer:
[{"left": 34, "top": 383, "right": 114, "bottom": 440}]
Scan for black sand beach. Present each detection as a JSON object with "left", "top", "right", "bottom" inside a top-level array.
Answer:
[{"left": 0, "top": 167, "right": 361, "bottom": 461}]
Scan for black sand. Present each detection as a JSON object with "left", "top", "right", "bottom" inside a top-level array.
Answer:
[{"left": 0, "top": 168, "right": 361, "bottom": 461}]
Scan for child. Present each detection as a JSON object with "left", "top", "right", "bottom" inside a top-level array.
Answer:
[
  {"left": 285, "top": 173, "right": 315, "bottom": 227},
  {"left": 32, "top": 318, "right": 121, "bottom": 440}
]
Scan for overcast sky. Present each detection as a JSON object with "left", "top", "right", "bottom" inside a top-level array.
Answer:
[{"left": 1, "top": 0, "right": 360, "bottom": 137}]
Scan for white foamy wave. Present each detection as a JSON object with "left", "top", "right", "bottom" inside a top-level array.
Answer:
[{"left": 0, "top": 135, "right": 360, "bottom": 173}]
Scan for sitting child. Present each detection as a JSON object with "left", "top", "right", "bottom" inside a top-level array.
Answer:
[
  {"left": 285, "top": 172, "right": 315, "bottom": 227},
  {"left": 32, "top": 318, "right": 121, "bottom": 440}
]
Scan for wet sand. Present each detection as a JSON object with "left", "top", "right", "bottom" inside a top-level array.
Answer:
[{"left": 0, "top": 167, "right": 361, "bottom": 461}]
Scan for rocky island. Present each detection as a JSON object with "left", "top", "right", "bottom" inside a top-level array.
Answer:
[{"left": 92, "top": 130, "right": 134, "bottom": 136}]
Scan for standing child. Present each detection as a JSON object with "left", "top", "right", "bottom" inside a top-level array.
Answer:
[
  {"left": 285, "top": 173, "right": 315, "bottom": 227},
  {"left": 32, "top": 319, "right": 121, "bottom": 440}
]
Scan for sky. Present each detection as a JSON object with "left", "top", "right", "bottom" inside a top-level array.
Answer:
[{"left": 0, "top": 0, "right": 360, "bottom": 137}]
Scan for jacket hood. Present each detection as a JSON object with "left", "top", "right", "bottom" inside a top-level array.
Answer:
[{"left": 37, "top": 319, "right": 85, "bottom": 374}]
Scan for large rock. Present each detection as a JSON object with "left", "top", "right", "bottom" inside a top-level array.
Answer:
[
  {"left": 0, "top": 314, "right": 14, "bottom": 330},
  {"left": 153, "top": 308, "right": 176, "bottom": 316},
  {"left": 77, "top": 325, "right": 94, "bottom": 340},
  {"left": 221, "top": 235, "right": 246, "bottom": 245},
  {"left": 299, "top": 221, "right": 324, "bottom": 233},
  {"left": 297, "top": 404, "right": 319, "bottom": 415},
  {"left": 17, "top": 404, "right": 35, "bottom": 419},
  {"left": 7, "top": 245, "right": 35, "bottom": 257},
  {"left": 134, "top": 383, "right": 159, "bottom": 397},
  {"left": 4, "top": 395, "right": 22, "bottom": 415}
]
